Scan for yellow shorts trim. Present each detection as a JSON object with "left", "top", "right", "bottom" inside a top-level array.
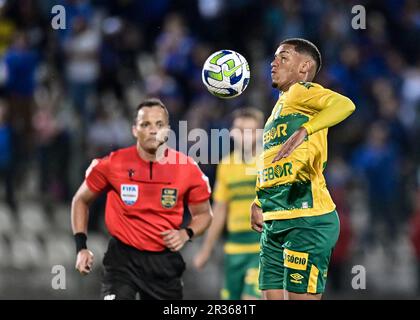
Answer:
[{"left": 307, "top": 264, "right": 319, "bottom": 293}]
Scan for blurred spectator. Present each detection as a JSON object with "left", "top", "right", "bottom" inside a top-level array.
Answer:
[
  {"left": 98, "top": 17, "right": 123, "bottom": 99},
  {"left": 0, "top": 1, "right": 15, "bottom": 56},
  {"left": 352, "top": 121, "right": 402, "bottom": 250},
  {"left": 373, "top": 78, "right": 410, "bottom": 156},
  {"left": 156, "top": 13, "right": 195, "bottom": 103},
  {"left": 409, "top": 185, "right": 420, "bottom": 294},
  {"left": 32, "top": 90, "right": 71, "bottom": 212},
  {"left": 64, "top": 15, "right": 100, "bottom": 131},
  {"left": 401, "top": 56, "right": 420, "bottom": 129},
  {"left": 86, "top": 101, "right": 132, "bottom": 159},
  {"left": 57, "top": 0, "right": 93, "bottom": 44},
  {"left": 325, "top": 156, "right": 353, "bottom": 292},
  {"left": 0, "top": 99, "right": 17, "bottom": 213},
  {"left": 4, "top": 31, "right": 39, "bottom": 156},
  {"left": 7, "top": 0, "right": 46, "bottom": 50}
]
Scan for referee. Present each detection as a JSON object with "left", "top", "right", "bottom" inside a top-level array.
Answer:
[{"left": 71, "top": 98, "right": 213, "bottom": 300}]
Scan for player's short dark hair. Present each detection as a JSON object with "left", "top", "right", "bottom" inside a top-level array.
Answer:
[
  {"left": 232, "top": 107, "right": 264, "bottom": 126},
  {"left": 280, "top": 38, "right": 322, "bottom": 76},
  {"left": 134, "top": 98, "right": 170, "bottom": 123}
]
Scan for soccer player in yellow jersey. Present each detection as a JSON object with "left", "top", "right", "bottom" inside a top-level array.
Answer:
[
  {"left": 250, "top": 38, "right": 356, "bottom": 300},
  {"left": 194, "top": 108, "right": 264, "bottom": 299}
]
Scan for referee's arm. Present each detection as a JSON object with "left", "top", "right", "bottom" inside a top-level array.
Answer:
[
  {"left": 187, "top": 200, "right": 213, "bottom": 239},
  {"left": 71, "top": 181, "right": 99, "bottom": 275},
  {"left": 161, "top": 200, "right": 213, "bottom": 252}
]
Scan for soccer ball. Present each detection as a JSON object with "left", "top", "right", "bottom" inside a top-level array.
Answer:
[{"left": 202, "top": 50, "right": 250, "bottom": 98}]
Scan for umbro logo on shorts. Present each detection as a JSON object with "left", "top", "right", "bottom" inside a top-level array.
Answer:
[{"left": 290, "top": 273, "right": 304, "bottom": 284}]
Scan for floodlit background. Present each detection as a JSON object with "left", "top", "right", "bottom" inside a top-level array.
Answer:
[{"left": 0, "top": 0, "right": 419, "bottom": 299}]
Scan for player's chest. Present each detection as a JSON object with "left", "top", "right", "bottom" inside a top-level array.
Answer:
[
  {"left": 263, "top": 100, "right": 309, "bottom": 149},
  {"left": 108, "top": 162, "right": 186, "bottom": 207}
]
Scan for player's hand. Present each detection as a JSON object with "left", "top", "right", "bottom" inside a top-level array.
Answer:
[
  {"left": 272, "top": 127, "right": 308, "bottom": 163},
  {"left": 193, "top": 250, "right": 211, "bottom": 270},
  {"left": 75, "top": 249, "right": 94, "bottom": 275},
  {"left": 250, "top": 202, "right": 263, "bottom": 233},
  {"left": 161, "top": 229, "right": 189, "bottom": 252}
]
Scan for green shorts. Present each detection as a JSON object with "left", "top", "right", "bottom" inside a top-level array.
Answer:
[
  {"left": 259, "top": 210, "right": 340, "bottom": 294},
  {"left": 222, "top": 252, "right": 261, "bottom": 300}
]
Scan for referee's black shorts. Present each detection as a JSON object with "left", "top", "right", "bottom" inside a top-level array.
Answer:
[{"left": 100, "top": 237, "right": 186, "bottom": 300}]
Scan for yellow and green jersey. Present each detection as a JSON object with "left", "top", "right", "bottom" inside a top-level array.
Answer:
[
  {"left": 255, "top": 82, "right": 355, "bottom": 221},
  {"left": 214, "top": 152, "right": 260, "bottom": 254}
]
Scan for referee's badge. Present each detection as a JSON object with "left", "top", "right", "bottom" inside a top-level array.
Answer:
[
  {"left": 120, "top": 184, "right": 138, "bottom": 205},
  {"left": 161, "top": 188, "right": 178, "bottom": 208}
]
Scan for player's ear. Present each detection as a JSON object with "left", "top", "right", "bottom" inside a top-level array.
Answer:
[
  {"left": 300, "top": 60, "right": 315, "bottom": 81},
  {"left": 132, "top": 125, "right": 138, "bottom": 139},
  {"left": 300, "top": 59, "right": 312, "bottom": 74}
]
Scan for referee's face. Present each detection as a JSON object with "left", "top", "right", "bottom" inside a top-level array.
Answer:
[{"left": 132, "top": 106, "right": 170, "bottom": 154}]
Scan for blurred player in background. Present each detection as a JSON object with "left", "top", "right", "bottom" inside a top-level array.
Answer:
[
  {"left": 193, "top": 108, "right": 264, "bottom": 300},
  {"left": 251, "top": 38, "right": 356, "bottom": 300},
  {"left": 71, "top": 98, "right": 213, "bottom": 300}
]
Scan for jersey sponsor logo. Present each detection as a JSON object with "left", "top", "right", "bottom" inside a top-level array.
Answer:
[
  {"left": 120, "top": 184, "right": 138, "bottom": 205},
  {"left": 263, "top": 114, "right": 309, "bottom": 150},
  {"left": 257, "top": 162, "right": 293, "bottom": 183},
  {"left": 161, "top": 188, "right": 178, "bottom": 208},
  {"left": 263, "top": 123, "right": 288, "bottom": 145},
  {"left": 104, "top": 294, "right": 116, "bottom": 300},
  {"left": 283, "top": 248, "right": 309, "bottom": 271},
  {"left": 290, "top": 273, "right": 304, "bottom": 284}
]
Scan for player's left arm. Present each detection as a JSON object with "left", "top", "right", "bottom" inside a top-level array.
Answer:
[
  {"left": 273, "top": 86, "right": 356, "bottom": 162},
  {"left": 161, "top": 200, "right": 213, "bottom": 252}
]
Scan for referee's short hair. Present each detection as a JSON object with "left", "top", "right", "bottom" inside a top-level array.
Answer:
[{"left": 134, "top": 98, "right": 170, "bottom": 124}]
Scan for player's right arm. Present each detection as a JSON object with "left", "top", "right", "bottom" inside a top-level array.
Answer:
[
  {"left": 250, "top": 201, "right": 263, "bottom": 233},
  {"left": 71, "top": 181, "right": 99, "bottom": 275},
  {"left": 193, "top": 200, "right": 228, "bottom": 270},
  {"left": 193, "top": 161, "right": 230, "bottom": 269},
  {"left": 72, "top": 157, "right": 110, "bottom": 275}
]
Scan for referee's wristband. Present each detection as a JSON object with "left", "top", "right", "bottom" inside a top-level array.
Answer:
[
  {"left": 74, "top": 233, "right": 87, "bottom": 254},
  {"left": 184, "top": 227, "right": 194, "bottom": 242}
]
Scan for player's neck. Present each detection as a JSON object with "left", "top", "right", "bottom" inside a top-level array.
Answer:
[
  {"left": 280, "top": 75, "right": 311, "bottom": 92},
  {"left": 279, "top": 80, "right": 296, "bottom": 92},
  {"left": 137, "top": 144, "right": 166, "bottom": 162}
]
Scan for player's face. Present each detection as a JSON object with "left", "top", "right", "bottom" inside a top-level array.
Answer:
[
  {"left": 231, "top": 117, "right": 261, "bottom": 149},
  {"left": 271, "top": 44, "right": 304, "bottom": 91},
  {"left": 132, "top": 106, "right": 169, "bottom": 153}
]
